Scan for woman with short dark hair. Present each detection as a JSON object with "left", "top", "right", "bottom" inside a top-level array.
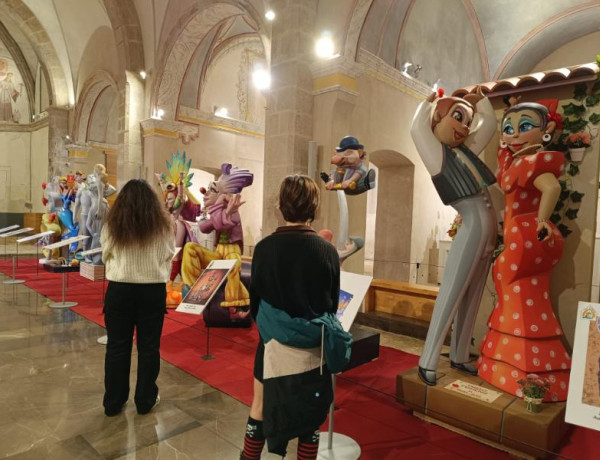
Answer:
[
  {"left": 240, "top": 175, "right": 340, "bottom": 460},
  {"left": 101, "top": 179, "right": 175, "bottom": 416}
]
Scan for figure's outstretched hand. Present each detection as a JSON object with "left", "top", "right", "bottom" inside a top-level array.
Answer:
[{"left": 226, "top": 194, "right": 245, "bottom": 215}]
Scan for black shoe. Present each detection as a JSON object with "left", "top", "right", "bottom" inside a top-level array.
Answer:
[
  {"left": 104, "top": 401, "right": 127, "bottom": 417},
  {"left": 418, "top": 366, "right": 437, "bottom": 386},
  {"left": 450, "top": 361, "right": 478, "bottom": 376},
  {"left": 137, "top": 394, "right": 160, "bottom": 415}
]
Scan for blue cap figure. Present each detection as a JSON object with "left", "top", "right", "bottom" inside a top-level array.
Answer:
[{"left": 336, "top": 136, "right": 364, "bottom": 152}]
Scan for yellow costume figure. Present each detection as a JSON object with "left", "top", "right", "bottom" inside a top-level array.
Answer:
[{"left": 181, "top": 164, "right": 253, "bottom": 317}]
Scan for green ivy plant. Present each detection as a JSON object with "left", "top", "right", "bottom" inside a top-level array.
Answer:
[{"left": 547, "top": 55, "right": 600, "bottom": 237}]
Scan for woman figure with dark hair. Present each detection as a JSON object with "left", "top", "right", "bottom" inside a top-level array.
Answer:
[
  {"left": 478, "top": 99, "right": 571, "bottom": 401},
  {"left": 101, "top": 179, "right": 175, "bottom": 416},
  {"left": 241, "top": 175, "right": 341, "bottom": 460}
]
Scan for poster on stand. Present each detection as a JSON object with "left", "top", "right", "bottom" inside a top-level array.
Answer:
[
  {"left": 566, "top": 301, "right": 600, "bottom": 431},
  {"left": 176, "top": 259, "right": 236, "bottom": 315},
  {"left": 337, "top": 271, "right": 372, "bottom": 332}
]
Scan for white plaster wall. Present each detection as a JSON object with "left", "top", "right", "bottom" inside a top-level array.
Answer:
[
  {"left": 532, "top": 31, "right": 600, "bottom": 72},
  {"left": 199, "top": 42, "right": 266, "bottom": 127},
  {"left": 352, "top": 75, "right": 456, "bottom": 282},
  {"left": 76, "top": 27, "right": 121, "bottom": 96},
  {"left": 0, "top": 131, "right": 30, "bottom": 212},
  {"left": 30, "top": 125, "right": 49, "bottom": 213}
]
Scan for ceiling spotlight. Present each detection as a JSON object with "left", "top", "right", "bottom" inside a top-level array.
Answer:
[
  {"left": 265, "top": 10, "right": 275, "bottom": 21},
  {"left": 214, "top": 107, "right": 228, "bottom": 118},
  {"left": 315, "top": 34, "right": 335, "bottom": 59},
  {"left": 401, "top": 62, "right": 412, "bottom": 74},
  {"left": 64, "top": 134, "right": 71, "bottom": 141},
  {"left": 140, "top": 70, "right": 147, "bottom": 80},
  {"left": 252, "top": 68, "right": 271, "bottom": 90}
]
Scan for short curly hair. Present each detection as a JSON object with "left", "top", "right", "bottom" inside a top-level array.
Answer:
[{"left": 278, "top": 175, "right": 320, "bottom": 223}]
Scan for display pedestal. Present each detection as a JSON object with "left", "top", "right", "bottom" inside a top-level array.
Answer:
[
  {"left": 43, "top": 264, "right": 80, "bottom": 308},
  {"left": 396, "top": 359, "right": 571, "bottom": 459},
  {"left": 317, "top": 433, "right": 361, "bottom": 459},
  {"left": 317, "top": 374, "right": 361, "bottom": 460},
  {"left": 3, "top": 256, "right": 25, "bottom": 284}
]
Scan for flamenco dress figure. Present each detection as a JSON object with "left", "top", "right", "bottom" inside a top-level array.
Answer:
[{"left": 478, "top": 99, "right": 571, "bottom": 401}]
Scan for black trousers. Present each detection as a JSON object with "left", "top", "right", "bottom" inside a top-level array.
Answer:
[{"left": 103, "top": 281, "right": 166, "bottom": 413}]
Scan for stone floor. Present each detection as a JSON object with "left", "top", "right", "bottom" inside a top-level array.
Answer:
[{"left": 0, "top": 268, "right": 434, "bottom": 459}]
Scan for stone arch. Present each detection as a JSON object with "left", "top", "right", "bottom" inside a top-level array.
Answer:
[
  {"left": 0, "top": 0, "right": 69, "bottom": 105},
  {"left": 366, "top": 149, "right": 414, "bottom": 281},
  {"left": 101, "top": 0, "right": 144, "bottom": 75},
  {"left": 153, "top": 1, "right": 268, "bottom": 118},
  {"left": 73, "top": 71, "right": 119, "bottom": 144},
  {"left": 494, "top": 3, "right": 600, "bottom": 79}
]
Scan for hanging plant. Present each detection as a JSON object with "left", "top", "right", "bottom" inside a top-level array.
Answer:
[{"left": 547, "top": 55, "right": 600, "bottom": 237}]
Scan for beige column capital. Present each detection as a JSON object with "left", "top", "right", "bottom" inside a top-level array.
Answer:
[
  {"left": 310, "top": 55, "right": 364, "bottom": 96},
  {"left": 140, "top": 118, "right": 185, "bottom": 139}
]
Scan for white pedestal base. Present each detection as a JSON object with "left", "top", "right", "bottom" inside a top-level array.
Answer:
[
  {"left": 317, "top": 433, "right": 361, "bottom": 460},
  {"left": 3, "top": 279, "right": 25, "bottom": 284},
  {"left": 97, "top": 335, "right": 108, "bottom": 345},
  {"left": 48, "top": 301, "right": 78, "bottom": 309}
]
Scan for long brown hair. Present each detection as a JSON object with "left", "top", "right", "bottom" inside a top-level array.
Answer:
[{"left": 105, "top": 179, "right": 171, "bottom": 248}]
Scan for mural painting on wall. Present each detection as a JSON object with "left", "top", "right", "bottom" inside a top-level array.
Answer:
[
  {"left": 410, "top": 87, "right": 498, "bottom": 386},
  {"left": 180, "top": 163, "right": 254, "bottom": 320},
  {"left": 0, "top": 41, "right": 28, "bottom": 123}
]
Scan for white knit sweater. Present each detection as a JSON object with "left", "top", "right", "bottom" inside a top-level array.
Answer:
[{"left": 101, "top": 227, "right": 175, "bottom": 284}]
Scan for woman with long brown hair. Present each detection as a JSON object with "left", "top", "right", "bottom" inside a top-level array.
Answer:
[{"left": 101, "top": 179, "right": 175, "bottom": 416}]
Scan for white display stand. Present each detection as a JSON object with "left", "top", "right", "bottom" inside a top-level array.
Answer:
[
  {"left": 317, "top": 271, "right": 372, "bottom": 460},
  {"left": 80, "top": 247, "right": 102, "bottom": 257},
  {"left": 42, "top": 236, "right": 89, "bottom": 308},
  {"left": 2, "top": 227, "right": 33, "bottom": 285},
  {"left": 0, "top": 224, "right": 19, "bottom": 235},
  {"left": 17, "top": 230, "right": 54, "bottom": 275}
]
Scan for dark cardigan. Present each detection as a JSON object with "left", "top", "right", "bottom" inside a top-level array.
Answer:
[{"left": 250, "top": 225, "right": 341, "bottom": 455}]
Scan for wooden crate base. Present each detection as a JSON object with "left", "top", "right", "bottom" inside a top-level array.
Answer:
[
  {"left": 80, "top": 262, "right": 105, "bottom": 281},
  {"left": 397, "top": 359, "right": 571, "bottom": 459}
]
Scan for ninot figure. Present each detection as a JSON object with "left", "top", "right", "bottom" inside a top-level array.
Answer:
[
  {"left": 411, "top": 87, "right": 497, "bottom": 385},
  {"left": 322, "top": 136, "right": 375, "bottom": 196},
  {"left": 477, "top": 99, "right": 571, "bottom": 401},
  {"left": 181, "top": 163, "right": 253, "bottom": 319}
]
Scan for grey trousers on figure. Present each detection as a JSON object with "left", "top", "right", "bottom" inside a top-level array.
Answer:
[{"left": 419, "top": 190, "right": 496, "bottom": 372}]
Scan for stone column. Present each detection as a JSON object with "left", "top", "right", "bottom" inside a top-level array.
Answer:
[
  {"left": 261, "top": 0, "right": 318, "bottom": 235},
  {"left": 310, "top": 56, "right": 365, "bottom": 273},
  {"left": 140, "top": 118, "right": 186, "bottom": 189},
  {"left": 117, "top": 73, "right": 146, "bottom": 187},
  {"left": 46, "top": 106, "right": 70, "bottom": 178}
]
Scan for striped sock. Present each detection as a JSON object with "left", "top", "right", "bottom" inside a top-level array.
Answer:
[
  {"left": 241, "top": 417, "right": 265, "bottom": 460},
  {"left": 297, "top": 429, "right": 320, "bottom": 460}
]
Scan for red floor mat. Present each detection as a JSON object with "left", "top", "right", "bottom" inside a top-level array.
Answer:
[{"left": 1, "top": 258, "right": 596, "bottom": 459}]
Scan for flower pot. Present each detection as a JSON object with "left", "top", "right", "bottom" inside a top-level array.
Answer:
[
  {"left": 524, "top": 396, "right": 543, "bottom": 413},
  {"left": 568, "top": 147, "right": 586, "bottom": 162}
]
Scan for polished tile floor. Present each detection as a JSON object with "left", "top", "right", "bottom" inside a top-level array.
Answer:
[{"left": 0, "top": 270, "right": 432, "bottom": 459}]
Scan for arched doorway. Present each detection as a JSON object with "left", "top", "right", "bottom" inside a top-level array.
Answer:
[{"left": 366, "top": 150, "right": 414, "bottom": 282}]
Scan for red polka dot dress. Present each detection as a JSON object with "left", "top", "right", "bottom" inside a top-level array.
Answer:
[{"left": 478, "top": 148, "right": 571, "bottom": 402}]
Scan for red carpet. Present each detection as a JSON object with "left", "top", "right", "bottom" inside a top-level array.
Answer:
[{"left": 2, "top": 258, "right": 598, "bottom": 459}]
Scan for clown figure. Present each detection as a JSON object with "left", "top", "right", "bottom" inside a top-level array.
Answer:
[{"left": 181, "top": 163, "right": 253, "bottom": 319}]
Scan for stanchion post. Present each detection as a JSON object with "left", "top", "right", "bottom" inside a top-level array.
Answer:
[{"left": 201, "top": 325, "right": 215, "bottom": 360}]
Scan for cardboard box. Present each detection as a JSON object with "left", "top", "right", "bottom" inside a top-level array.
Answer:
[{"left": 80, "top": 261, "right": 104, "bottom": 281}]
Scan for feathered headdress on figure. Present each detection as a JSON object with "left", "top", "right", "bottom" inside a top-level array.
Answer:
[{"left": 157, "top": 151, "right": 199, "bottom": 204}]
